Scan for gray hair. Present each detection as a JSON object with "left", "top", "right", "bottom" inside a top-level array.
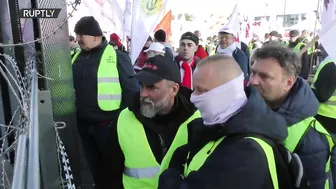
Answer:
[{"left": 252, "top": 44, "right": 301, "bottom": 77}]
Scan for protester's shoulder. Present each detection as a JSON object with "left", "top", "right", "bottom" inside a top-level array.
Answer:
[
  {"left": 115, "top": 49, "right": 131, "bottom": 63},
  {"left": 195, "top": 57, "right": 201, "bottom": 63},
  {"left": 212, "top": 135, "right": 269, "bottom": 168},
  {"left": 233, "top": 48, "right": 248, "bottom": 60},
  {"left": 165, "top": 46, "right": 173, "bottom": 52}
]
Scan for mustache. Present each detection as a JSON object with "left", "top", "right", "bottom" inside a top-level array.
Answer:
[{"left": 140, "top": 97, "right": 154, "bottom": 105}]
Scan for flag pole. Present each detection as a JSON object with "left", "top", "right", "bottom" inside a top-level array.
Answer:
[
  {"left": 282, "top": 0, "right": 287, "bottom": 27},
  {"left": 312, "top": 0, "right": 321, "bottom": 38},
  {"left": 308, "top": 0, "right": 321, "bottom": 75}
]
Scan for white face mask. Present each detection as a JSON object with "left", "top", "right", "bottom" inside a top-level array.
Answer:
[{"left": 190, "top": 74, "right": 248, "bottom": 126}]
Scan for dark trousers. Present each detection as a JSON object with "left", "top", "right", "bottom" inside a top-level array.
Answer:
[{"left": 77, "top": 120, "right": 113, "bottom": 189}]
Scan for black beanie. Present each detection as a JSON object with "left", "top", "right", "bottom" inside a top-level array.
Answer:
[
  {"left": 154, "top": 29, "right": 166, "bottom": 42},
  {"left": 289, "top": 30, "right": 300, "bottom": 37},
  {"left": 74, "top": 16, "right": 103, "bottom": 36},
  {"left": 180, "top": 32, "right": 199, "bottom": 46}
]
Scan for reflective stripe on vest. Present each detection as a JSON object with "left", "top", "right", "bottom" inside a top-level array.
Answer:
[
  {"left": 71, "top": 45, "right": 122, "bottom": 111},
  {"left": 160, "top": 111, "right": 201, "bottom": 173},
  {"left": 117, "top": 108, "right": 200, "bottom": 189},
  {"left": 184, "top": 136, "right": 279, "bottom": 189},
  {"left": 311, "top": 59, "right": 336, "bottom": 119},
  {"left": 285, "top": 117, "right": 334, "bottom": 189}
]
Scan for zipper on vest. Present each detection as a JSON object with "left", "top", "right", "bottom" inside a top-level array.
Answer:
[
  {"left": 86, "top": 53, "right": 91, "bottom": 59},
  {"left": 158, "top": 134, "right": 168, "bottom": 155}
]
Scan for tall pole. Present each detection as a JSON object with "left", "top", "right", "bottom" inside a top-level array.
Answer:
[
  {"left": 283, "top": 0, "right": 287, "bottom": 27},
  {"left": 312, "top": 0, "right": 321, "bottom": 38},
  {"left": 309, "top": 0, "right": 321, "bottom": 73}
]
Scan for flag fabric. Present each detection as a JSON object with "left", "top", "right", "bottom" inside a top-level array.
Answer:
[
  {"left": 220, "top": 4, "right": 241, "bottom": 48},
  {"left": 319, "top": 0, "right": 336, "bottom": 60},
  {"left": 154, "top": 10, "right": 172, "bottom": 41},
  {"left": 68, "top": 0, "right": 125, "bottom": 37},
  {"left": 130, "top": 0, "right": 168, "bottom": 64},
  {"left": 122, "top": 0, "right": 132, "bottom": 42}
]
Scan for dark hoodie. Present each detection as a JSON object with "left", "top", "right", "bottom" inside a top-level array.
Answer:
[
  {"left": 276, "top": 77, "right": 330, "bottom": 189},
  {"left": 105, "top": 87, "right": 197, "bottom": 189},
  {"left": 159, "top": 86, "right": 288, "bottom": 189}
]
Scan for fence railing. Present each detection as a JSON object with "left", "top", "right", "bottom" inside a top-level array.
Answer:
[
  {"left": 10, "top": 60, "right": 66, "bottom": 188},
  {"left": 26, "top": 66, "right": 40, "bottom": 189},
  {"left": 11, "top": 64, "right": 40, "bottom": 188}
]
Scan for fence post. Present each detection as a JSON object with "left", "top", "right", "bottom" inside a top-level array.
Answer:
[
  {"left": 38, "top": 90, "right": 60, "bottom": 189},
  {"left": 11, "top": 134, "right": 27, "bottom": 189},
  {"left": 26, "top": 69, "right": 40, "bottom": 189}
]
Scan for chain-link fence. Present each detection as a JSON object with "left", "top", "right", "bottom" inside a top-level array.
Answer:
[{"left": 0, "top": 0, "right": 85, "bottom": 188}]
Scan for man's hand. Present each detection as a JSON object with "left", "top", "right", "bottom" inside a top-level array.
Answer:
[
  {"left": 159, "top": 168, "right": 183, "bottom": 189},
  {"left": 169, "top": 144, "right": 190, "bottom": 174}
]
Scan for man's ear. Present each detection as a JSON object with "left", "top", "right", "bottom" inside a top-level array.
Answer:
[
  {"left": 284, "top": 76, "right": 296, "bottom": 92},
  {"left": 171, "top": 83, "right": 179, "bottom": 96}
]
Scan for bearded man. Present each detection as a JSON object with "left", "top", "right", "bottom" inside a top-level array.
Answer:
[{"left": 106, "top": 55, "right": 200, "bottom": 189}]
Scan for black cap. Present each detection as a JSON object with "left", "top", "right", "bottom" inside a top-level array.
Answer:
[
  {"left": 269, "top": 31, "right": 278, "bottom": 36},
  {"left": 74, "top": 16, "right": 103, "bottom": 36},
  {"left": 154, "top": 29, "right": 166, "bottom": 42},
  {"left": 69, "top": 36, "right": 75, "bottom": 41},
  {"left": 289, "top": 30, "right": 300, "bottom": 37},
  {"left": 135, "top": 55, "right": 181, "bottom": 85},
  {"left": 180, "top": 32, "right": 199, "bottom": 46}
]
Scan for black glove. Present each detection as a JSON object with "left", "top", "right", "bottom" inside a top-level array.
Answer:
[
  {"left": 169, "top": 144, "right": 190, "bottom": 174},
  {"left": 158, "top": 168, "right": 183, "bottom": 189}
]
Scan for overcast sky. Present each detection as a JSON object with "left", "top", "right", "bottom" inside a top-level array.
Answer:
[{"left": 167, "top": 0, "right": 320, "bottom": 16}]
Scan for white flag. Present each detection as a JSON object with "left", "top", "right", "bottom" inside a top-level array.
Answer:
[
  {"left": 220, "top": 5, "right": 241, "bottom": 48},
  {"left": 319, "top": 0, "right": 336, "bottom": 60},
  {"left": 68, "top": 0, "right": 125, "bottom": 37},
  {"left": 130, "top": 0, "right": 168, "bottom": 64}
]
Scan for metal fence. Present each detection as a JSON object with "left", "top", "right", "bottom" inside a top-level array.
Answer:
[
  {"left": 0, "top": 0, "right": 84, "bottom": 188},
  {"left": 0, "top": 51, "right": 75, "bottom": 189}
]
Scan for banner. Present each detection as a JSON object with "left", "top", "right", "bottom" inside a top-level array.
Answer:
[
  {"left": 154, "top": 10, "right": 172, "bottom": 41},
  {"left": 130, "top": 0, "right": 168, "bottom": 64},
  {"left": 319, "top": 0, "right": 336, "bottom": 60},
  {"left": 68, "top": 0, "right": 126, "bottom": 38}
]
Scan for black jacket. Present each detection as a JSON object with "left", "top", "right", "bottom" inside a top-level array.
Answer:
[
  {"left": 106, "top": 86, "right": 197, "bottom": 188},
  {"left": 159, "top": 86, "right": 288, "bottom": 189},
  {"left": 288, "top": 40, "right": 310, "bottom": 79},
  {"left": 313, "top": 59, "right": 336, "bottom": 133},
  {"left": 165, "top": 46, "right": 174, "bottom": 62},
  {"left": 72, "top": 39, "right": 138, "bottom": 122}
]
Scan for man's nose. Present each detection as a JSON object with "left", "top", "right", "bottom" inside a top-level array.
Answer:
[
  {"left": 140, "top": 87, "right": 150, "bottom": 98},
  {"left": 249, "top": 75, "right": 259, "bottom": 86}
]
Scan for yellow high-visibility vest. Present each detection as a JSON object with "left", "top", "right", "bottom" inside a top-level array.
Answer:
[
  {"left": 285, "top": 117, "right": 334, "bottom": 189},
  {"left": 311, "top": 59, "right": 336, "bottom": 119},
  {"left": 72, "top": 45, "right": 122, "bottom": 111},
  {"left": 184, "top": 136, "right": 279, "bottom": 189},
  {"left": 117, "top": 108, "right": 200, "bottom": 189}
]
